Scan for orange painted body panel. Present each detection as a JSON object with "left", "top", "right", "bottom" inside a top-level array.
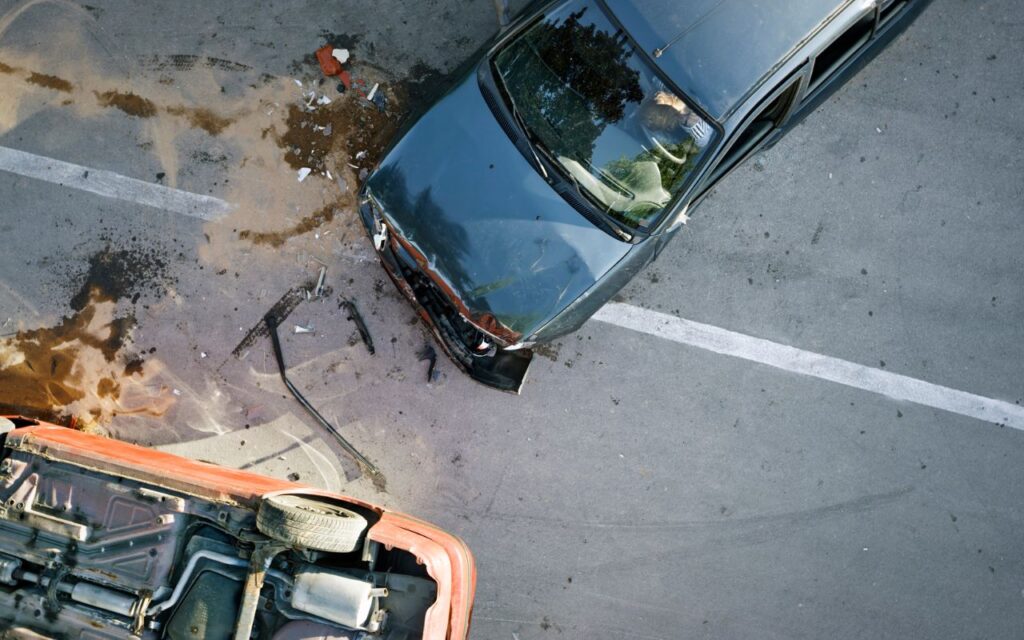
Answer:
[{"left": 2, "top": 418, "right": 476, "bottom": 639}]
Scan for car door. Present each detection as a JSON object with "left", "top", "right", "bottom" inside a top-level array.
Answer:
[
  {"left": 687, "top": 72, "right": 804, "bottom": 212},
  {"left": 787, "top": 0, "right": 920, "bottom": 126}
]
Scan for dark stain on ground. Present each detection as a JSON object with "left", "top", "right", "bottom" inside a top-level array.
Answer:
[
  {"left": 80, "top": 4, "right": 104, "bottom": 19},
  {"left": 95, "top": 90, "right": 158, "bottom": 118},
  {"left": 533, "top": 342, "right": 561, "bottom": 362},
  {"left": 166, "top": 105, "right": 235, "bottom": 135},
  {"left": 139, "top": 54, "right": 251, "bottom": 73},
  {"left": 239, "top": 200, "right": 343, "bottom": 248},
  {"left": 190, "top": 150, "right": 228, "bottom": 165},
  {"left": 0, "top": 61, "right": 19, "bottom": 74},
  {"left": 26, "top": 72, "right": 73, "bottom": 93},
  {"left": 319, "top": 32, "right": 362, "bottom": 51},
  {"left": 231, "top": 286, "right": 310, "bottom": 358},
  {"left": 0, "top": 291, "right": 133, "bottom": 425},
  {"left": 69, "top": 247, "right": 169, "bottom": 312}
]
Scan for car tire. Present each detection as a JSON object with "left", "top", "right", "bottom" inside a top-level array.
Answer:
[{"left": 256, "top": 495, "right": 368, "bottom": 553}]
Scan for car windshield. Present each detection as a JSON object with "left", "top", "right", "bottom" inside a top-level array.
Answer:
[{"left": 493, "top": 0, "right": 715, "bottom": 230}]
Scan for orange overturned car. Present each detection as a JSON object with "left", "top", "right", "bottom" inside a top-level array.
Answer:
[{"left": 0, "top": 417, "right": 475, "bottom": 639}]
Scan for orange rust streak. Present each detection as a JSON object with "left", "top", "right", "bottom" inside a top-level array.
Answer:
[{"left": 389, "top": 232, "right": 522, "bottom": 344}]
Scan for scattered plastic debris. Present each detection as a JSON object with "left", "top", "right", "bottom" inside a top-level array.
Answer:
[
  {"left": 370, "top": 89, "right": 388, "bottom": 113},
  {"left": 418, "top": 345, "right": 440, "bottom": 383},
  {"left": 316, "top": 44, "right": 343, "bottom": 77},
  {"left": 339, "top": 296, "right": 375, "bottom": 355},
  {"left": 297, "top": 167, "right": 312, "bottom": 182},
  {"left": 332, "top": 48, "right": 350, "bottom": 65},
  {"left": 200, "top": 351, "right": 208, "bottom": 359},
  {"left": 316, "top": 95, "right": 332, "bottom": 106},
  {"left": 355, "top": 150, "right": 367, "bottom": 160},
  {"left": 314, "top": 266, "right": 327, "bottom": 298},
  {"left": 366, "top": 83, "right": 380, "bottom": 102},
  {"left": 294, "top": 324, "right": 315, "bottom": 334}
]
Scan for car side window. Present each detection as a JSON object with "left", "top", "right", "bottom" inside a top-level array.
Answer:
[
  {"left": 807, "top": 11, "right": 876, "bottom": 93},
  {"left": 696, "top": 77, "right": 801, "bottom": 197}
]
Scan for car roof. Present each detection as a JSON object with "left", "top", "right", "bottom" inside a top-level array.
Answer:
[{"left": 604, "top": 0, "right": 852, "bottom": 120}]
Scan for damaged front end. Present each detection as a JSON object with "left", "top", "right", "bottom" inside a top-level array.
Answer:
[{"left": 360, "top": 193, "right": 533, "bottom": 393}]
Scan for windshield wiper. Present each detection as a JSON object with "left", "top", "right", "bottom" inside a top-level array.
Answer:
[
  {"left": 490, "top": 63, "right": 632, "bottom": 241},
  {"left": 511, "top": 103, "right": 548, "bottom": 180},
  {"left": 492, "top": 66, "right": 548, "bottom": 180}
]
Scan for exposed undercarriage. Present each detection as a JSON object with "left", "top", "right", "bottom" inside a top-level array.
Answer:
[{"left": 0, "top": 424, "right": 437, "bottom": 640}]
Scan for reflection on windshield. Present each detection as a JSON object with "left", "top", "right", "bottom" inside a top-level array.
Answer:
[{"left": 494, "top": 0, "right": 713, "bottom": 230}]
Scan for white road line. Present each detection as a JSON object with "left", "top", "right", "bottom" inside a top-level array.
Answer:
[
  {"left": 594, "top": 303, "right": 1024, "bottom": 431},
  {"left": 0, "top": 146, "right": 232, "bottom": 221}
]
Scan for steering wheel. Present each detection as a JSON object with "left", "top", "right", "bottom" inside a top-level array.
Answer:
[
  {"left": 639, "top": 121, "right": 687, "bottom": 165},
  {"left": 650, "top": 135, "right": 687, "bottom": 165}
]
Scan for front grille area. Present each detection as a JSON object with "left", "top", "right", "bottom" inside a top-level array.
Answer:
[{"left": 379, "top": 240, "right": 490, "bottom": 367}]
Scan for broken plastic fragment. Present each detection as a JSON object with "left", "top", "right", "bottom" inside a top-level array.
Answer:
[
  {"left": 297, "top": 168, "right": 312, "bottom": 182},
  {"left": 366, "top": 83, "right": 379, "bottom": 102},
  {"left": 332, "top": 48, "right": 350, "bottom": 65},
  {"left": 373, "top": 223, "right": 388, "bottom": 251},
  {"left": 316, "top": 95, "right": 332, "bottom": 106},
  {"left": 294, "top": 325, "right": 314, "bottom": 335},
  {"left": 355, "top": 150, "right": 367, "bottom": 160},
  {"left": 314, "top": 266, "right": 327, "bottom": 298}
]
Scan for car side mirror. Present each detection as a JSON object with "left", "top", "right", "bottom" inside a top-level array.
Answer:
[
  {"left": 493, "top": 0, "right": 511, "bottom": 27},
  {"left": 668, "top": 203, "right": 691, "bottom": 231}
]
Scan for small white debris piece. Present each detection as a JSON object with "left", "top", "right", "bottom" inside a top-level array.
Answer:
[
  {"left": 828, "top": 172, "right": 833, "bottom": 180},
  {"left": 876, "top": 127, "right": 882, "bottom": 133},
  {"left": 294, "top": 325, "right": 315, "bottom": 335},
  {"left": 297, "top": 167, "right": 312, "bottom": 182},
  {"left": 316, "top": 95, "right": 332, "bottom": 106},
  {"left": 200, "top": 352, "right": 208, "bottom": 359},
  {"left": 293, "top": 79, "right": 303, "bottom": 88},
  {"left": 332, "top": 48, "right": 350, "bottom": 65},
  {"left": 355, "top": 150, "right": 368, "bottom": 160},
  {"left": 373, "top": 224, "right": 388, "bottom": 251},
  {"left": 326, "top": 169, "right": 333, "bottom": 180},
  {"left": 366, "top": 83, "right": 380, "bottom": 102},
  {"left": 314, "top": 266, "right": 327, "bottom": 297},
  {"left": 172, "top": 389, "right": 182, "bottom": 397}
]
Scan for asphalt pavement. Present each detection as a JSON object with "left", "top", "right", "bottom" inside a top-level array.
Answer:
[{"left": 0, "top": 1, "right": 1022, "bottom": 638}]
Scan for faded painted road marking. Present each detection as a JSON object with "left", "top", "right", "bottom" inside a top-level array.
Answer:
[
  {"left": 0, "top": 146, "right": 232, "bottom": 221},
  {"left": 594, "top": 303, "right": 1024, "bottom": 431},
  {"left": 7, "top": 144, "right": 1019, "bottom": 431}
]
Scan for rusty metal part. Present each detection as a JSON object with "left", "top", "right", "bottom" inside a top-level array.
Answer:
[
  {"left": 339, "top": 296, "right": 375, "bottom": 355},
  {"left": 264, "top": 315, "right": 385, "bottom": 487},
  {"left": 417, "top": 345, "right": 439, "bottom": 383},
  {"left": 232, "top": 541, "right": 288, "bottom": 640}
]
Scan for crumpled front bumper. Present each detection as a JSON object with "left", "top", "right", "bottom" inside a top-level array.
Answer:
[{"left": 358, "top": 196, "right": 533, "bottom": 393}]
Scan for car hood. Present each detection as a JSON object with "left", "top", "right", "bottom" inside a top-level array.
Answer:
[{"left": 366, "top": 67, "right": 630, "bottom": 341}]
